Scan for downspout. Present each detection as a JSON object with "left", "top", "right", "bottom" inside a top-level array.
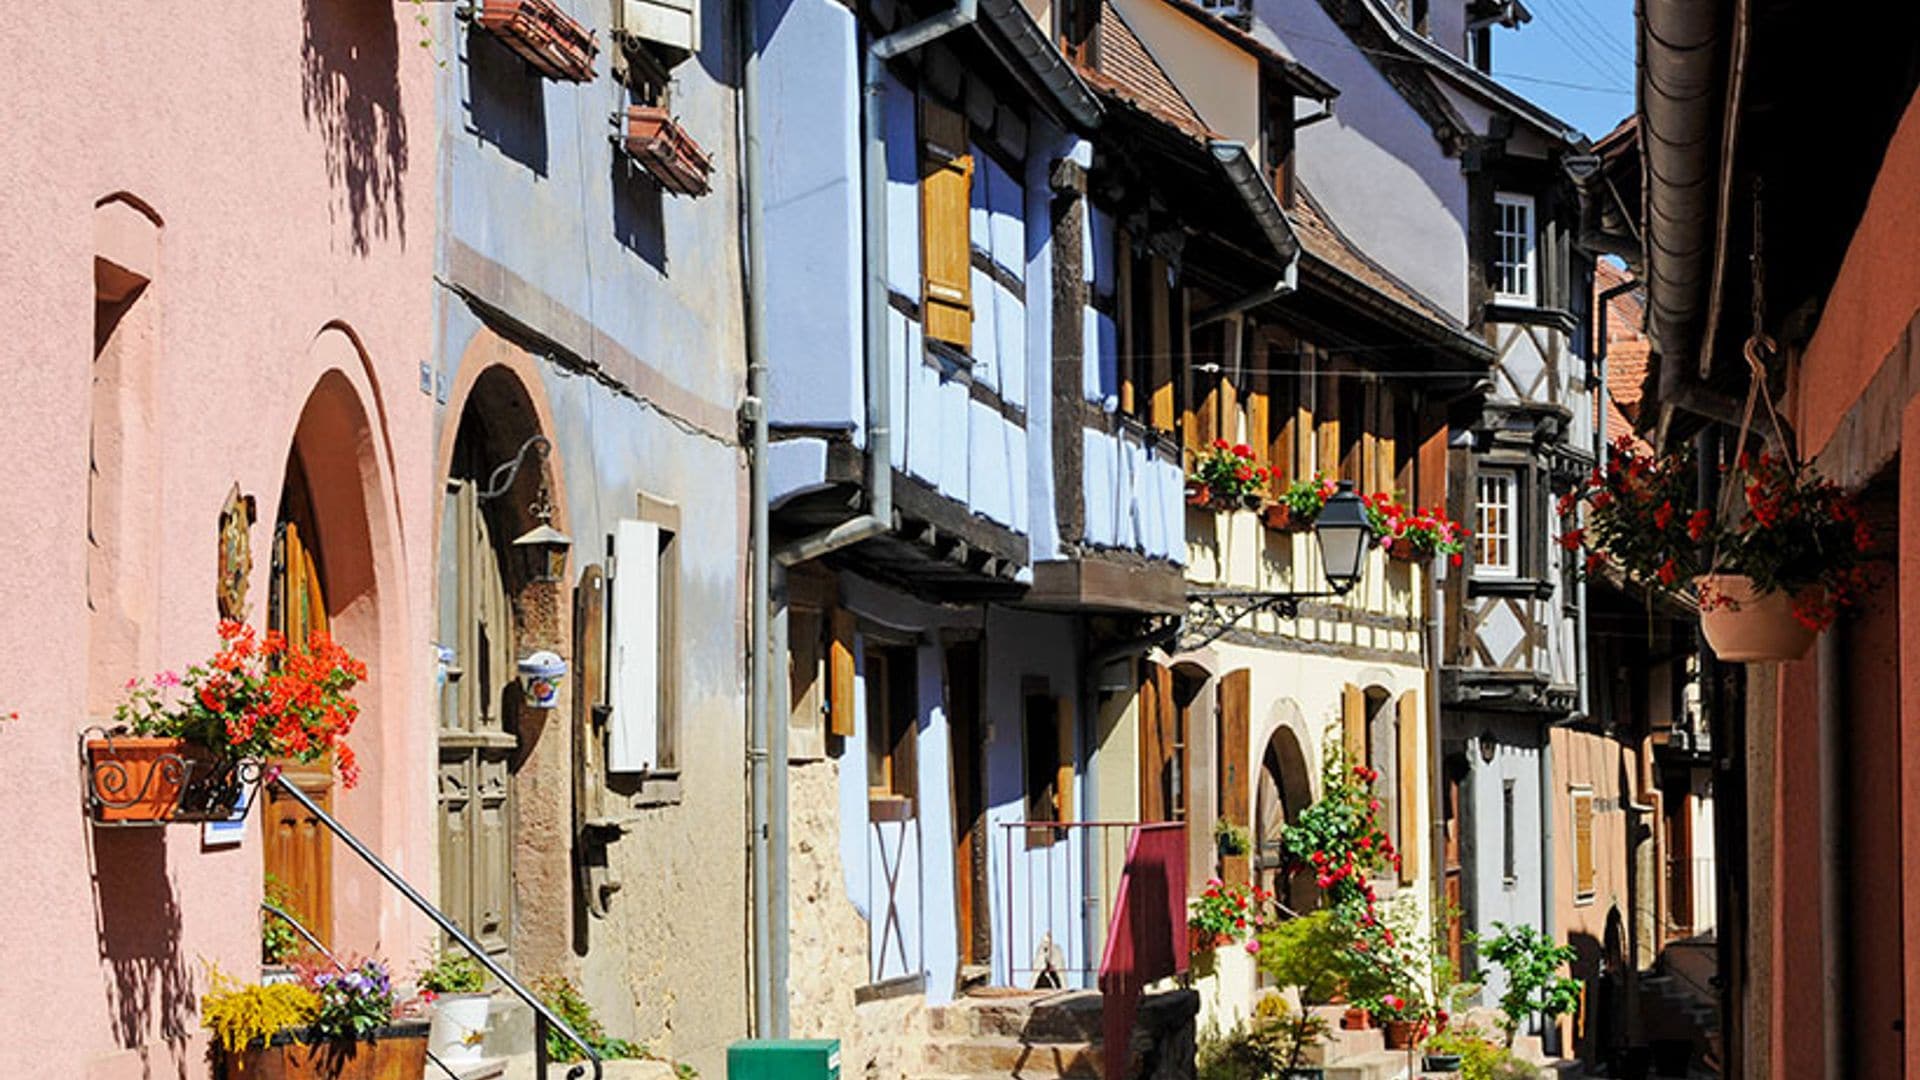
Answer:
[
  {"left": 1539, "top": 708, "right": 1558, "bottom": 1052},
  {"left": 1426, "top": 548, "right": 1447, "bottom": 924},
  {"left": 773, "top": 0, "right": 980, "bottom": 569},
  {"left": 740, "top": 0, "right": 776, "bottom": 1035},
  {"left": 746, "top": 0, "right": 981, "bottom": 1030},
  {"left": 1818, "top": 624, "right": 1847, "bottom": 1079}
]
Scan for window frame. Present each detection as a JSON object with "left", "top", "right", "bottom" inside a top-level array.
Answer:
[
  {"left": 865, "top": 645, "right": 919, "bottom": 810},
  {"left": 1571, "top": 785, "right": 1597, "bottom": 904},
  {"left": 1475, "top": 468, "right": 1521, "bottom": 579},
  {"left": 1492, "top": 191, "right": 1537, "bottom": 306},
  {"left": 1501, "top": 778, "right": 1517, "bottom": 887}
]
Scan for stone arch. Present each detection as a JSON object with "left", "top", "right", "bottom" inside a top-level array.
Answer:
[{"left": 1256, "top": 700, "right": 1318, "bottom": 915}]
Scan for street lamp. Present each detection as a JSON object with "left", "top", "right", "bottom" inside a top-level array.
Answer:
[{"left": 1183, "top": 479, "right": 1376, "bottom": 648}]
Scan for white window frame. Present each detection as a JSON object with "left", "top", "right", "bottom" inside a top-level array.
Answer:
[
  {"left": 1493, "top": 192, "right": 1537, "bottom": 306},
  {"left": 1476, "top": 469, "right": 1520, "bottom": 578}
]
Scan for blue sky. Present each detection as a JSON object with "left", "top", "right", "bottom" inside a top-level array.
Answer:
[{"left": 1487, "top": 0, "right": 1636, "bottom": 141}]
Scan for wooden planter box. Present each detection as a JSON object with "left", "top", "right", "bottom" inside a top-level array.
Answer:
[
  {"left": 85, "top": 735, "right": 234, "bottom": 824},
  {"left": 623, "top": 106, "right": 713, "bottom": 196},
  {"left": 478, "top": 0, "right": 597, "bottom": 83},
  {"left": 216, "top": 1023, "right": 428, "bottom": 1080}
]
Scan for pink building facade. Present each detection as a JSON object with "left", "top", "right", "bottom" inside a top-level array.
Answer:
[{"left": 0, "top": 5, "right": 441, "bottom": 1076}]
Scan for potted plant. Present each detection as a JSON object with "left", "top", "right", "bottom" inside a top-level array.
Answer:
[
  {"left": 418, "top": 949, "right": 492, "bottom": 1065},
  {"left": 1189, "top": 878, "right": 1268, "bottom": 960},
  {"left": 203, "top": 957, "right": 428, "bottom": 1080},
  {"left": 1253, "top": 909, "right": 1354, "bottom": 1075},
  {"left": 1188, "top": 440, "right": 1271, "bottom": 513},
  {"left": 1559, "top": 438, "right": 1873, "bottom": 661},
  {"left": 1213, "top": 817, "right": 1251, "bottom": 859},
  {"left": 1266, "top": 474, "right": 1339, "bottom": 532},
  {"left": 1475, "top": 922, "right": 1579, "bottom": 1048},
  {"left": 1362, "top": 492, "right": 1469, "bottom": 567},
  {"left": 1197, "top": 994, "right": 1331, "bottom": 1080},
  {"left": 89, "top": 621, "right": 366, "bottom": 823}
]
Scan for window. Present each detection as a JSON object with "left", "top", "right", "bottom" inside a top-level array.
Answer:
[
  {"left": 1024, "top": 690, "right": 1072, "bottom": 845},
  {"left": 920, "top": 99, "right": 974, "bottom": 351},
  {"left": 865, "top": 647, "right": 918, "bottom": 806},
  {"left": 1572, "top": 787, "right": 1596, "bottom": 902},
  {"left": 610, "top": 508, "right": 679, "bottom": 774},
  {"left": 1501, "top": 779, "right": 1517, "bottom": 885},
  {"left": 1492, "top": 192, "right": 1536, "bottom": 305},
  {"left": 1476, "top": 470, "right": 1519, "bottom": 577}
]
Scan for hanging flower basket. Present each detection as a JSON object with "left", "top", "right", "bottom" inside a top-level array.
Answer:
[
  {"left": 477, "top": 0, "right": 598, "bottom": 83},
  {"left": 623, "top": 106, "right": 713, "bottom": 196},
  {"left": 84, "top": 733, "right": 239, "bottom": 824},
  {"left": 1696, "top": 573, "right": 1820, "bottom": 662}
]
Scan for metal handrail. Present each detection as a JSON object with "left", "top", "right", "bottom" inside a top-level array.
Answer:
[{"left": 269, "top": 774, "right": 603, "bottom": 1080}]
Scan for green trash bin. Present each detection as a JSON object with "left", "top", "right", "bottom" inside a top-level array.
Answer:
[{"left": 726, "top": 1038, "right": 841, "bottom": 1080}]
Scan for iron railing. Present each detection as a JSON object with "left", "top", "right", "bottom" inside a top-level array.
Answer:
[
  {"left": 269, "top": 774, "right": 603, "bottom": 1080},
  {"left": 998, "top": 820, "right": 1165, "bottom": 988}
]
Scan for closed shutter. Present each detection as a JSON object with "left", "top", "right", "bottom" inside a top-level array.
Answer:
[
  {"left": 1342, "top": 683, "right": 1366, "bottom": 767},
  {"left": 920, "top": 100, "right": 973, "bottom": 350},
  {"left": 828, "top": 607, "right": 857, "bottom": 738},
  {"left": 1397, "top": 692, "right": 1421, "bottom": 883},
  {"left": 1219, "top": 669, "right": 1252, "bottom": 888},
  {"left": 609, "top": 519, "right": 661, "bottom": 773},
  {"left": 1573, "top": 789, "right": 1596, "bottom": 898}
]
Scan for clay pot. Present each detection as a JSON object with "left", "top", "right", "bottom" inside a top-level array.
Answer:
[
  {"left": 1695, "top": 573, "right": 1818, "bottom": 662},
  {"left": 1340, "top": 1006, "right": 1371, "bottom": 1030},
  {"left": 1264, "top": 503, "right": 1315, "bottom": 532},
  {"left": 85, "top": 736, "right": 224, "bottom": 823},
  {"left": 1383, "top": 1019, "right": 1418, "bottom": 1049}
]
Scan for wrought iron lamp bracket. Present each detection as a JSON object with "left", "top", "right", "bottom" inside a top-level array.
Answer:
[{"left": 1181, "top": 586, "right": 1350, "bottom": 651}]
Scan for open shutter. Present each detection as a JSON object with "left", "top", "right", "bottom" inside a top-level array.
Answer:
[
  {"left": 1341, "top": 683, "right": 1366, "bottom": 767},
  {"left": 1055, "top": 695, "right": 1076, "bottom": 824},
  {"left": 828, "top": 607, "right": 857, "bottom": 738},
  {"left": 1219, "top": 669, "right": 1251, "bottom": 888},
  {"left": 1574, "top": 790, "right": 1596, "bottom": 898},
  {"left": 921, "top": 100, "right": 973, "bottom": 350},
  {"left": 609, "top": 519, "right": 660, "bottom": 773},
  {"left": 1397, "top": 692, "right": 1421, "bottom": 883}
]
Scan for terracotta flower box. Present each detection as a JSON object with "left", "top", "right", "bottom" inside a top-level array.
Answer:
[
  {"left": 1385, "top": 536, "right": 1422, "bottom": 562},
  {"left": 622, "top": 106, "right": 713, "bottom": 196},
  {"left": 1263, "top": 502, "right": 1313, "bottom": 532},
  {"left": 85, "top": 735, "right": 231, "bottom": 824},
  {"left": 478, "top": 0, "right": 598, "bottom": 83}
]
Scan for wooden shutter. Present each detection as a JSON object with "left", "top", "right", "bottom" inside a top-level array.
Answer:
[
  {"left": 1573, "top": 789, "right": 1596, "bottom": 898},
  {"left": 1318, "top": 361, "right": 1342, "bottom": 482},
  {"left": 1342, "top": 683, "right": 1366, "bottom": 766},
  {"left": 1149, "top": 259, "right": 1175, "bottom": 432},
  {"left": 828, "top": 607, "right": 857, "bottom": 738},
  {"left": 1055, "top": 695, "right": 1076, "bottom": 824},
  {"left": 920, "top": 100, "right": 973, "bottom": 350},
  {"left": 1417, "top": 401, "right": 1449, "bottom": 514},
  {"left": 1247, "top": 340, "right": 1271, "bottom": 475},
  {"left": 1397, "top": 692, "right": 1421, "bottom": 883},
  {"left": 1219, "top": 669, "right": 1252, "bottom": 888},
  {"left": 1140, "top": 663, "right": 1176, "bottom": 822},
  {"left": 609, "top": 519, "right": 661, "bottom": 773}
]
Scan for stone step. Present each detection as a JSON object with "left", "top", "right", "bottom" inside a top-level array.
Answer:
[
  {"left": 1320, "top": 1049, "right": 1415, "bottom": 1080},
  {"left": 923, "top": 1036, "right": 1103, "bottom": 1078},
  {"left": 447, "top": 1052, "right": 680, "bottom": 1080}
]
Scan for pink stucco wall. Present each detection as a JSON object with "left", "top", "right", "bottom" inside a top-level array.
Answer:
[{"left": 0, "top": 4, "right": 439, "bottom": 1076}]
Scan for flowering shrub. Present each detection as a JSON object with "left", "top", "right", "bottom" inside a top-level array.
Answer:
[
  {"left": 1363, "top": 492, "right": 1470, "bottom": 566},
  {"left": 298, "top": 956, "right": 398, "bottom": 1042},
  {"left": 1273, "top": 474, "right": 1341, "bottom": 524},
  {"left": 1190, "top": 878, "right": 1271, "bottom": 953},
  {"left": 115, "top": 620, "right": 367, "bottom": 785},
  {"left": 1558, "top": 438, "right": 1874, "bottom": 630},
  {"left": 201, "top": 965, "right": 321, "bottom": 1052},
  {"left": 1276, "top": 747, "right": 1398, "bottom": 916},
  {"left": 1189, "top": 440, "right": 1271, "bottom": 511}
]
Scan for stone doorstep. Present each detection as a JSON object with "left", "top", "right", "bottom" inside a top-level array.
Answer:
[
  {"left": 1319, "top": 1049, "right": 1415, "bottom": 1080},
  {"left": 923, "top": 1036, "right": 1103, "bottom": 1079}
]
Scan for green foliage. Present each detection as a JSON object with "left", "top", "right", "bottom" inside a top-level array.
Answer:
[
  {"left": 1256, "top": 910, "right": 1351, "bottom": 1006},
  {"left": 417, "top": 948, "right": 487, "bottom": 995},
  {"left": 1196, "top": 995, "right": 1329, "bottom": 1078},
  {"left": 1476, "top": 923, "right": 1579, "bottom": 1046},
  {"left": 534, "top": 975, "right": 641, "bottom": 1063},
  {"left": 1191, "top": 879, "right": 1268, "bottom": 948},
  {"left": 1214, "top": 817, "right": 1252, "bottom": 857},
  {"left": 201, "top": 966, "right": 319, "bottom": 1053},
  {"left": 1424, "top": 1027, "right": 1542, "bottom": 1080},
  {"left": 261, "top": 873, "right": 305, "bottom": 966},
  {"left": 1275, "top": 474, "right": 1339, "bottom": 523},
  {"left": 1276, "top": 745, "right": 1396, "bottom": 913}
]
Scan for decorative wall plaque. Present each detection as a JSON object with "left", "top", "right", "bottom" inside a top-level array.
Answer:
[{"left": 217, "top": 484, "right": 256, "bottom": 621}]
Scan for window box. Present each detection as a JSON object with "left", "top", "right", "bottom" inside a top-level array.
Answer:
[
  {"left": 622, "top": 106, "right": 713, "bottom": 196},
  {"left": 478, "top": 0, "right": 598, "bottom": 84},
  {"left": 83, "top": 732, "right": 243, "bottom": 824}
]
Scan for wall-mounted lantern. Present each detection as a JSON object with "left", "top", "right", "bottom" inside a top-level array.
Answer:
[
  {"left": 512, "top": 488, "right": 572, "bottom": 584},
  {"left": 1183, "top": 480, "right": 1374, "bottom": 649}
]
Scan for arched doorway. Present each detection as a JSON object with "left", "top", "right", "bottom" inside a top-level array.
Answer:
[
  {"left": 436, "top": 364, "right": 565, "bottom": 968},
  {"left": 1255, "top": 718, "right": 1315, "bottom": 915}
]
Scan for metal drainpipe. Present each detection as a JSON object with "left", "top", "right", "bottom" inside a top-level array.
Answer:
[
  {"left": 1426, "top": 547, "right": 1447, "bottom": 923},
  {"left": 743, "top": 0, "right": 982, "bottom": 1032},
  {"left": 1818, "top": 624, "right": 1847, "bottom": 1078}
]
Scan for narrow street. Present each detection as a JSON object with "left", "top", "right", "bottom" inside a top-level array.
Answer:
[{"left": 4, "top": 1, "right": 1916, "bottom": 1079}]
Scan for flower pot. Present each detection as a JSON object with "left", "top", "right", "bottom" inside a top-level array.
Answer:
[
  {"left": 427, "top": 992, "right": 493, "bottom": 1064},
  {"left": 1421, "top": 1052, "right": 1462, "bottom": 1073},
  {"left": 1264, "top": 503, "right": 1314, "bottom": 532},
  {"left": 623, "top": 106, "right": 715, "bottom": 196},
  {"left": 516, "top": 651, "right": 567, "bottom": 709},
  {"left": 85, "top": 736, "right": 231, "bottom": 823},
  {"left": 1280, "top": 1069, "right": 1326, "bottom": 1080},
  {"left": 1386, "top": 536, "right": 1421, "bottom": 562},
  {"left": 1695, "top": 573, "right": 1819, "bottom": 662},
  {"left": 1340, "top": 1006, "right": 1371, "bottom": 1030},
  {"left": 1382, "top": 1019, "right": 1417, "bottom": 1049},
  {"left": 215, "top": 1022, "right": 428, "bottom": 1080}
]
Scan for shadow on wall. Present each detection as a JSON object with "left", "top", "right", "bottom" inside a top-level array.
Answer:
[
  {"left": 91, "top": 829, "right": 193, "bottom": 1052},
  {"left": 612, "top": 156, "right": 669, "bottom": 273},
  {"left": 466, "top": 25, "right": 550, "bottom": 176},
  {"left": 301, "top": 0, "right": 411, "bottom": 253}
]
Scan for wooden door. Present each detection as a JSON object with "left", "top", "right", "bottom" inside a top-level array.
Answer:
[
  {"left": 437, "top": 479, "right": 518, "bottom": 962},
  {"left": 1443, "top": 759, "right": 1465, "bottom": 973},
  {"left": 265, "top": 518, "right": 333, "bottom": 950},
  {"left": 1216, "top": 670, "right": 1251, "bottom": 888},
  {"left": 946, "top": 641, "right": 989, "bottom": 969}
]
